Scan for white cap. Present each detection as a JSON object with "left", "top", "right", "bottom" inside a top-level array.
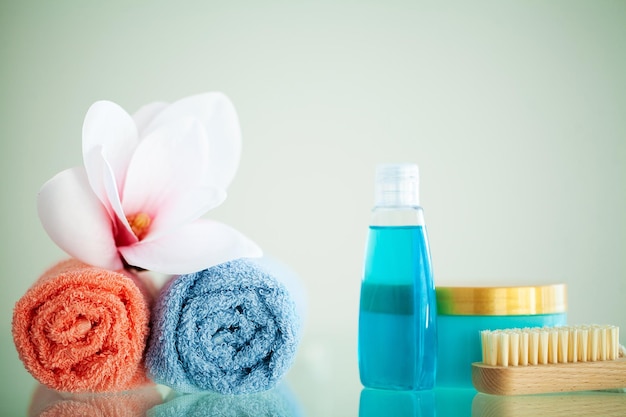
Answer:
[{"left": 374, "top": 163, "right": 420, "bottom": 207}]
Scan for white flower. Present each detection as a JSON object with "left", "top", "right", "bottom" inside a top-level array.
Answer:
[{"left": 37, "top": 92, "right": 262, "bottom": 274}]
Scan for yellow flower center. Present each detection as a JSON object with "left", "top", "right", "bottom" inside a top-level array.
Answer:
[{"left": 127, "top": 212, "right": 151, "bottom": 240}]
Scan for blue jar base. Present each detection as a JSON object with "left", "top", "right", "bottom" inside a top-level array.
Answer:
[{"left": 436, "top": 313, "right": 567, "bottom": 388}]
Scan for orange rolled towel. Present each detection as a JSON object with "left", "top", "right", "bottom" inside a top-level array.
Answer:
[
  {"left": 28, "top": 384, "right": 163, "bottom": 417},
  {"left": 12, "top": 259, "right": 154, "bottom": 392}
]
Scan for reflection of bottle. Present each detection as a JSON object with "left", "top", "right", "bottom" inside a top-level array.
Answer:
[
  {"left": 358, "top": 163, "right": 437, "bottom": 390},
  {"left": 359, "top": 388, "right": 435, "bottom": 417}
]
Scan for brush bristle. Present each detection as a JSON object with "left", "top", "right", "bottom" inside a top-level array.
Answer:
[{"left": 481, "top": 325, "right": 620, "bottom": 367}]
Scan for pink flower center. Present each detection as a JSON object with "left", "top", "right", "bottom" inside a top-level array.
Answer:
[{"left": 126, "top": 212, "right": 151, "bottom": 240}]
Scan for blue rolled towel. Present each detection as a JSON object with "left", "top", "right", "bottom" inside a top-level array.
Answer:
[{"left": 145, "top": 258, "right": 301, "bottom": 395}]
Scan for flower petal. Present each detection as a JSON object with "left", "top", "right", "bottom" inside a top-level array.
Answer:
[
  {"left": 118, "top": 219, "right": 262, "bottom": 274},
  {"left": 142, "top": 186, "right": 227, "bottom": 243},
  {"left": 132, "top": 101, "right": 168, "bottom": 136},
  {"left": 98, "top": 150, "right": 137, "bottom": 245},
  {"left": 140, "top": 92, "right": 242, "bottom": 189},
  {"left": 122, "top": 117, "right": 225, "bottom": 238},
  {"left": 82, "top": 147, "right": 135, "bottom": 245},
  {"left": 37, "top": 167, "right": 122, "bottom": 270},
  {"left": 82, "top": 100, "right": 139, "bottom": 198}
]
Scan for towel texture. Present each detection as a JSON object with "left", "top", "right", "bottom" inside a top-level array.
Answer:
[
  {"left": 147, "top": 384, "right": 301, "bottom": 417},
  {"left": 28, "top": 384, "right": 163, "bottom": 417},
  {"left": 146, "top": 258, "right": 301, "bottom": 394},
  {"left": 12, "top": 259, "right": 153, "bottom": 392}
]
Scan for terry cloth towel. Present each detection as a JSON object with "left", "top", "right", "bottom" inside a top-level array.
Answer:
[
  {"left": 28, "top": 384, "right": 163, "bottom": 417},
  {"left": 147, "top": 383, "right": 302, "bottom": 417},
  {"left": 12, "top": 259, "right": 154, "bottom": 392},
  {"left": 146, "top": 258, "right": 301, "bottom": 395}
]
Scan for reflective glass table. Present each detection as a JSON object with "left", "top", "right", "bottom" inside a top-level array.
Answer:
[{"left": 3, "top": 328, "right": 626, "bottom": 416}]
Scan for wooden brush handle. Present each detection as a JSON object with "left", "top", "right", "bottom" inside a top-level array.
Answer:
[{"left": 472, "top": 357, "right": 626, "bottom": 395}]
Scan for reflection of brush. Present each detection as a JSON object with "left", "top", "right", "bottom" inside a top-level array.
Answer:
[
  {"left": 472, "top": 392, "right": 626, "bottom": 417},
  {"left": 472, "top": 325, "right": 626, "bottom": 395}
]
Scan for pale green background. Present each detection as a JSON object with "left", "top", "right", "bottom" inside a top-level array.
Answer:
[{"left": 1, "top": 1, "right": 625, "bottom": 416}]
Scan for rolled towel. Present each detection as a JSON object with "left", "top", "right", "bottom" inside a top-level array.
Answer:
[
  {"left": 146, "top": 258, "right": 301, "bottom": 394},
  {"left": 146, "top": 383, "right": 302, "bottom": 417},
  {"left": 12, "top": 259, "right": 154, "bottom": 392},
  {"left": 28, "top": 384, "right": 163, "bottom": 417}
]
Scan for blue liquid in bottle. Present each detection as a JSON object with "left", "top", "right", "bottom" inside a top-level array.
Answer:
[{"left": 358, "top": 164, "right": 437, "bottom": 391}]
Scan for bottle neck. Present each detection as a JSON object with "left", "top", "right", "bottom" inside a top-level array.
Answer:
[{"left": 370, "top": 206, "right": 425, "bottom": 227}]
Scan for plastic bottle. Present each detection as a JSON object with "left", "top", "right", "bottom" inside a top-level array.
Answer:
[{"left": 358, "top": 163, "right": 437, "bottom": 390}]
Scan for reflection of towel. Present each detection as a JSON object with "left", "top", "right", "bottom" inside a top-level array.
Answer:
[
  {"left": 28, "top": 384, "right": 163, "bottom": 417},
  {"left": 147, "top": 384, "right": 301, "bottom": 417},
  {"left": 12, "top": 259, "right": 153, "bottom": 392},
  {"left": 146, "top": 258, "right": 301, "bottom": 394}
]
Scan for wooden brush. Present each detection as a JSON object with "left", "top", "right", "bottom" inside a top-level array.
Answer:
[{"left": 472, "top": 325, "right": 626, "bottom": 395}]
